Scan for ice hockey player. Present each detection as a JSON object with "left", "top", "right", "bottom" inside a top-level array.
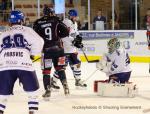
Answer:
[
  {"left": 33, "top": 6, "right": 70, "bottom": 98},
  {"left": 96, "top": 37, "right": 132, "bottom": 83},
  {"left": 0, "top": 10, "right": 44, "bottom": 114},
  {"left": 147, "top": 31, "right": 150, "bottom": 50},
  {"left": 51, "top": 9, "right": 87, "bottom": 90}
]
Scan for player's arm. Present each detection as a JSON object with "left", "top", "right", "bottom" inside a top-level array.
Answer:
[
  {"left": 57, "top": 22, "right": 69, "bottom": 38},
  {"left": 96, "top": 53, "right": 112, "bottom": 73},
  {"left": 33, "top": 20, "right": 40, "bottom": 34},
  {"left": 28, "top": 28, "right": 44, "bottom": 56}
]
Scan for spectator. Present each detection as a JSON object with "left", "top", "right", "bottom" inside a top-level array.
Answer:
[
  {"left": 109, "top": 10, "right": 120, "bottom": 30},
  {"left": 1, "top": 0, "right": 7, "bottom": 11},
  {"left": 142, "top": 8, "right": 150, "bottom": 30},
  {"left": 0, "top": 0, "right": 7, "bottom": 21},
  {"left": 24, "top": 17, "right": 32, "bottom": 28},
  {"left": 81, "top": 20, "right": 88, "bottom": 30},
  {"left": 93, "top": 9, "right": 106, "bottom": 30}
]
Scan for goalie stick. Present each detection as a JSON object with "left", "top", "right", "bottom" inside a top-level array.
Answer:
[
  {"left": 81, "top": 69, "right": 98, "bottom": 83},
  {"left": 80, "top": 47, "right": 99, "bottom": 63}
]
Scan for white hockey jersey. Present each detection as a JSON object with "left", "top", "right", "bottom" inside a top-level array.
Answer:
[
  {"left": 101, "top": 48, "right": 131, "bottom": 76},
  {"left": 62, "top": 18, "right": 79, "bottom": 53},
  {"left": 0, "top": 25, "right": 44, "bottom": 71}
]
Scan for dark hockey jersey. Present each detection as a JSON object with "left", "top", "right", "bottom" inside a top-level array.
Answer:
[{"left": 33, "top": 16, "right": 69, "bottom": 49}]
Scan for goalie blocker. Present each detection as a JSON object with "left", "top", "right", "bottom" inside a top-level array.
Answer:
[{"left": 94, "top": 80, "right": 138, "bottom": 98}]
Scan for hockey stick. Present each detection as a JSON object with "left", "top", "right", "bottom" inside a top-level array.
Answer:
[
  {"left": 82, "top": 69, "right": 98, "bottom": 83},
  {"left": 80, "top": 48, "right": 99, "bottom": 63},
  {"left": 33, "top": 57, "right": 41, "bottom": 62}
]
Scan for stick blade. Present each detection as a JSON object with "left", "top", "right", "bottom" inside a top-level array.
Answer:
[{"left": 88, "top": 60, "right": 99, "bottom": 63}]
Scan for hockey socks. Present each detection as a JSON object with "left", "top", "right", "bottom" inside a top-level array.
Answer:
[
  {"left": 28, "top": 91, "right": 39, "bottom": 113},
  {"left": 57, "top": 70, "right": 70, "bottom": 95},
  {"left": 43, "top": 75, "right": 50, "bottom": 90}
]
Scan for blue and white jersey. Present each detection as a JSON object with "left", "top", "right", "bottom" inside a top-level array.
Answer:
[
  {"left": 0, "top": 25, "right": 44, "bottom": 71},
  {"left": 62, "top": 18, "right": 79, "bottom": 53},
  {"left": 102, "top": 48, "right": 131, "bottom": 75}
]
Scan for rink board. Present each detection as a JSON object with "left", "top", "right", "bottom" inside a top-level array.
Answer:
[
  {"left": 80, "top": 55, "right": 150, "bottom": 63},
  {"left": 79, "top": 30, "right": 150, "bottom": 63}
]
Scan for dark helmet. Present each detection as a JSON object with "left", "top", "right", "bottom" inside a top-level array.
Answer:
[
  {"left": 68, "top": 9, "right": 78, "bottom": 17},
  {"left": 43, "top": 6, "right": 54, "bottom": 16},
  {"left": 9, "top": 10, "right": 24, "bottom": 23}
]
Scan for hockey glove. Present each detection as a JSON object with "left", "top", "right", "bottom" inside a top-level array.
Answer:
[
  {"left": 74, "top": 42, "right": 84, "bottom": 48},
  {"left": 30, "top": 55, "right": 35, "bottom": 60},
  {"left": 72, "top": 35, "right": 84, "bottom": 48}
]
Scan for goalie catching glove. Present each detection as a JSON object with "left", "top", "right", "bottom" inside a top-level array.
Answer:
[{"left": 72, "top": 35, "right": 84, "bottom": 48}]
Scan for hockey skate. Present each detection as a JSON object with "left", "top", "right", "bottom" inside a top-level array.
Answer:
[
  {"left": 51, "top": 77, "right": 60, "bottom": 91},
  {"left": 62, "top": 80, "right": 70, "bottom": 96},
  {"left": 29, "top": 111, "right": 35, "bottom": 114},
  {"left": 42, "top": 85, "right": 51, "bottom": 100},
  {"left": 75, "top": 79, "right": 87, "bottom": 89}
]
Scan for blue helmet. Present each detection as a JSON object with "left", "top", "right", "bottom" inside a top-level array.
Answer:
[
  {"left": 43, "top": 6, "right": 54, "bottom": 16},
  {"left": 9, "top": 10, "right": 24, "bottom": 23},
  {"left": 68, "top": 9, "right": 78, "bottom": 17}
]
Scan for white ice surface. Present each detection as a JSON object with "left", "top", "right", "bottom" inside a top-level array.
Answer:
[{"left": 4, "top": 62, "right": 150, "bottom": 114}]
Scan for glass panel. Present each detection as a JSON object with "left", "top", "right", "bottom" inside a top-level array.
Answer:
[
  {"left": 10, "top": 0, "right": 37, "bottom": 28},
  {"left": 75, "top": 0, "right": 88, "bottom": 30},
  {"left": 90, "top": 0, "right": 112, "bottom": 30},
  {"left": 139, "top": 0, "right": 150, "bottom": 30},
  {"left": 0, "top": 0, "right": 12, "bottom": 31}
]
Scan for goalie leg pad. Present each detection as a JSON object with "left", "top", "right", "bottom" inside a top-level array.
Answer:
[{"left": 96, "top": 81, "right": 138, "bottom": 97}]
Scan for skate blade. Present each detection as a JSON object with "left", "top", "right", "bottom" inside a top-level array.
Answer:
[
  {"left": 64, "top": 89, "right": 70, "bottom": 96},
  {"left": 51, "top": 88, "right": 59, "bottom": 92},
  {"left": 75, "top": 86, "right": 87, "bottom": 90},
  {"left": 65, "top": 93, "right": 70, "bottom": 97},
  {"left": 43, "top": 97, "right": 50, "bottom": 101}
]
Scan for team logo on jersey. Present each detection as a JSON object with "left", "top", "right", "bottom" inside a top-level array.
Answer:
[
  {"left": 123, "top": 41, "right": 130, "bottom": 49},
  {"left": 1, "top": 34, "right": 31, "bottom": 51}
]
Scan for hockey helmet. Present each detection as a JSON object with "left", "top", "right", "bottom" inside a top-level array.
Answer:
[
  {"left": 43, "top": 6, "right": 54, "bottom": 15},
  {"left": 9, "top": 10, "right": 24, "bottom": 24},
  {"left": 68, "top": 9, "right": 78, "bottom": 17},
  {"left": 107, "top": 37, "right": 120, "bottom": 54}
]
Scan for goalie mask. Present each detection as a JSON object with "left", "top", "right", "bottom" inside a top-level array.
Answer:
[{"left": 107, "top": 37, "right": 120, "bottom": 54}]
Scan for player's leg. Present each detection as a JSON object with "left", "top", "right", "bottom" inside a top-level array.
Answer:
[
  {"left": 0, "top": 70, "right": 17, "bottom": 114},
  {"left": 51, "top": 71, "right": 60, "bottom": 89},
  {"left": 69, "top": 53, "right": 87, "bottom": 87},
  {"left": 18, "top": 70, "right": 39, "bottom": 114},
  {"left": 119, "top": 72, "right": 131, "bottom": 83},
  {"left": 108, "top": 75, "right": 119, "bottom": 83},
  {"left": 41, "top": 53, "right": 52, "bottom": 97},
  {"left": 109, "top": 72, "right": 131, "bottom": 83},
  {"left": 51, "top": 54, "right": 69, "bottom": 90},
  {"left": 54, "top": 56, "right": 69, "bottom": 95}
]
